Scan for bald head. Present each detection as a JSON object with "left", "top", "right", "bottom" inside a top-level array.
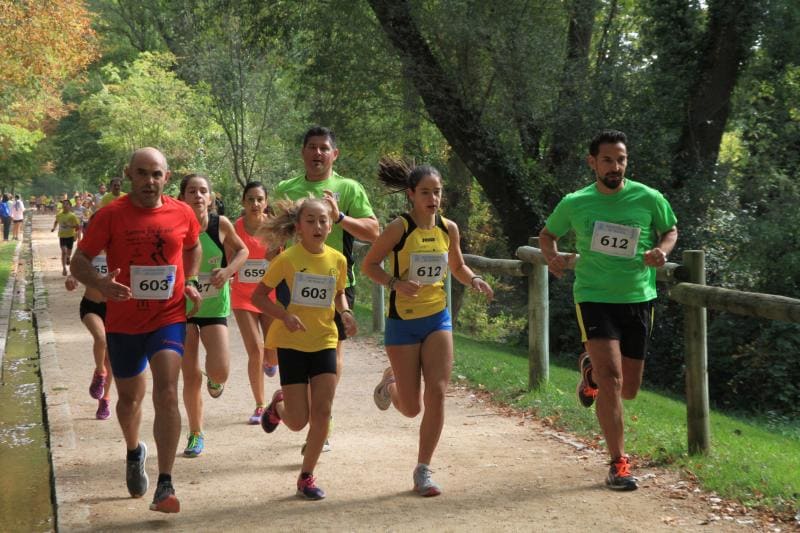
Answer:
[{"left": 129, "top": 147, "right": 169, "bottom": 170}]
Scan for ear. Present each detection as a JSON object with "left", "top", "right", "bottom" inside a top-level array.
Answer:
[
  {"left": 331, "top": 147, "right": 340, "bottom": 162},
  {"left": 586, "top": 154, "right": 596, "bottom": 169}
]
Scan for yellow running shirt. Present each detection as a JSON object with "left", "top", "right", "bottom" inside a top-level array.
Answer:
[
  {"left": 388, "top": 213, "right": 450, "bottom": 320},
  {"left": 56, "top": 212, "right": 81, "bottom": 238},
  {"left": 262, "top": 243, "right": 347, "bottom": 352}
]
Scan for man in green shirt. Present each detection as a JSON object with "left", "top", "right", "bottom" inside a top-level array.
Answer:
[
  {"left": 273, "top": 126, "right": 379, "bottom": 450},
  {"left": 539, "top": 130, "right": 678, "bottom": 491}
]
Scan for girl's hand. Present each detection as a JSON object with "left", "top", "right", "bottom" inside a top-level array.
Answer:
[
  {"left": 209, "top": 267, "right": 229, "bottom": 288},
  {"left": 471, "top": 277, "right": 494, "bottom": 301},
  {"left": 341, "top": 311, "right": 358, "bottom": 337},
  {"left": 395, "top": 279, "right": 421, "bottom": 297},
  {"left": 283, "top": 314, "right": 307, "bottom": 333}
]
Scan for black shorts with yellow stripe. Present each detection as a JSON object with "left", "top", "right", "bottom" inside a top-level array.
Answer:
[{"left": 575, "top": 300, "right": 655, "bottom": 360}]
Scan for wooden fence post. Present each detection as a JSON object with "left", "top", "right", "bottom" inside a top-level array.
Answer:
[
  {"left": 371, "top": 260, "right": 385, "bottom": 333},
  {"left": 684, "top": 250, "right": 710, "bottom": 454},
  {"left": 528, "top": 237, "right": 549, "bottom": 389}
]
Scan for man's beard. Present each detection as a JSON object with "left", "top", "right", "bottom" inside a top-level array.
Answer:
[{"left": 601, "top": 173, "right": 623, "bottom": 189}]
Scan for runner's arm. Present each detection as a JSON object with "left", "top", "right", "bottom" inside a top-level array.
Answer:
[
  {"left": 70, "top": 249, "right": 130, "bottom": 301},
  {"left": 644, "top": 226, "right": 678, "bottom": 267},
  {"left": 446, "top": 220, "right": 493, "bottom": 300},
  {"left": 215, "top": 216, "right": 249, "bottom": 286},
  {"left": 340, "top": 214, "right": 380, "bottom": 243},
  {"left": 362, "top": 218, "right": 421, "bottom": 297},
  {"left": 252, "top": 283, "right": 306, "bottom": 332},
  {"left": 538, "top": 227, "right": 576, "bottom": 279}
]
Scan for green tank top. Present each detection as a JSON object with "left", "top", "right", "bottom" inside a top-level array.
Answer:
[{"left": 189, "top": 214, "right": 231, "bottom": 318}]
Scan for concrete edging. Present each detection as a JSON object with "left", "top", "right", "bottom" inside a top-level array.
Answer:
[
  {"left": 31, "top": 225, "right": 89, "bottom": 530},
  {"left": 0, "top": 239, "right": 22, "bottom": 373}
]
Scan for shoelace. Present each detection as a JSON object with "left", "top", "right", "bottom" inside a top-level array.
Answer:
[
  {"left": 612, "top": 458, "right": 632, "bottom": 477},
  {"left": 188, "top": 433, "right": 202, "bottom": 448},
  {"left": 416, "top": 466, "right": 433, "bottom": 485},
  {"left": 300, "top": 475, "right": 318, "bottom": 490}
]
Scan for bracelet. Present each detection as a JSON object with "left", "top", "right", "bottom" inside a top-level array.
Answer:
[
  {"left": 471, "top": 275, "right": 482, "bottom": 285},
  {"left": 335, "top": 212, "right": 345, "bottom": 224},
  {"left": 386, "top": 276, "right": 398, "bottom": 291},
  {"left": 340, "top": 308, "right": 353, "bottom": 316},
  {"left": 185, "top": 276, "right": 200, "bottom": 290}
]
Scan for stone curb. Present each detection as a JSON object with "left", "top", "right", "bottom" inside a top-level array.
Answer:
[
  {"left": 0, "top": 238, "right": 22, "bottom": 373},
  {"left": 31, "top": 225, "right": 89, "bottom": 531}
]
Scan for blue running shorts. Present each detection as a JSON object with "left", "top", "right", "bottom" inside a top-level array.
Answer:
[
  {"left": 384, "top": 308, "right": 452, "bottom": 346},
  {"left": 107, "top": 322, "right": 186, "bottom": 378}
]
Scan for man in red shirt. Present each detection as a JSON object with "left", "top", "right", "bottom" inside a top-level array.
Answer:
[{"left": 71, "top": 147, "right": 202, "bottom": 513}]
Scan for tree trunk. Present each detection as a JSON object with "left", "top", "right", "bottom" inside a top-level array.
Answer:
[
  {"left": 445, "top": 152, "right": 473, "bottom": 322},
  {"left": 368, "top": 0, "right": 542, "bottom": 250},
  {"left": 670, "top": 0, "right": 760, "bottom": 188}
]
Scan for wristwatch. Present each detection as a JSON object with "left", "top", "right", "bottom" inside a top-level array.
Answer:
[
  {"left": 185, "top": 276, "right": 200, "bottom": 290},
  {"left": 335, "top": 212, "right": 345, "bottom": 224}
]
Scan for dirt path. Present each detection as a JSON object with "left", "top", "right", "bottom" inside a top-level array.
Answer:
[{"left": 31, "top": 213, "right": 762, "bottom": 532}]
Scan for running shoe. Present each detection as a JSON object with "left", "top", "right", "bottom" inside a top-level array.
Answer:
[
  {"left": 96, "top": 398, "right": 111, "bottom": 420},
  {"left": 263, "top": 363, "right": 278, "bottom": 378},
  {"left": 126, "top": 441, "right": 149, "bottom": 498},
  {"left": 248, "top": 406, "right": 265, "bottom": 425},
  {"left": 373, "top": 366, "right": 395, "bottom": 411},
  {"left": 260, "top": 389, "right": 283, "bottom": 433},
  {"left": 606, "top": 455, "right": 638, "bottom": 491},
  {"left": 89, "top": 370, "right": 106, "bottom": 400},
  {"left": 577, "top": 352, "right": 598, "bottom": 408},
  {"left": 413, "top": 464, "right": 442, "bottom": 497},
  {"left": 149, "top": 479, "right": 181, "bottom": 513},
  {"left": 183, "top": 432, "right": 204, "bottom": 458},
  {"left": 296, "top": 473, "right": 326, "bottom": 500},
  {"left": 206, "top": 377, "right": 224, "bottom": 399}
]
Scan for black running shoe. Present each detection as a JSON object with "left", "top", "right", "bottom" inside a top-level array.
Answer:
[
  {"left": 577, "top": 352, "right": 598, "bottom": 408},
  {"left": 261, "top": 389, "right": 283, "bottom": 433},
  {"left": 126, "top": 442, "right": 149, "bottom": 498},
  {"left": 606, "top": 455, "right": 638, "bottom": 491}
]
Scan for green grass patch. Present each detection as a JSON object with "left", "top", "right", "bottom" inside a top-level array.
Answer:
[
  {"left": 451, "top": 333, "right": 800, "bottom": 514},
  {"left": 0, "top": 241, "right": 17, "bottom": 294}
]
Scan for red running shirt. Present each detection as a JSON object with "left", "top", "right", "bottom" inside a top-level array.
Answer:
[
  {"left": 78, "top": 195, "right": 200, "bottom": 334},
  {"left": 230, "top": 217, "right": 275, "bottom": 312}
]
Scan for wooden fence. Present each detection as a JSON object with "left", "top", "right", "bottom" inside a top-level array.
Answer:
[{"left": 355, "top": 242, "right": 800, "bottom": 455}]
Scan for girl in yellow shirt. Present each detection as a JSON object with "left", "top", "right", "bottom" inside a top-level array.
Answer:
[
  {"left": 362, "top": 158, "right": 493, "bottom": 497},
  {"left": 252, "top": 197, "right": 356, "bottom": 501}
]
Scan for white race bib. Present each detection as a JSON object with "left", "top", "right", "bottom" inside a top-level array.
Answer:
[
  {"left": 197, "top": 272, "right": 221, "bottom": 298},
  {"left": 590, "top": 221, "right": 640, "bottom": 258},
  {"left": 291, "top": 272, "right": 335, "bottom": 308},
  {"left": 130, "top": 265, "right": 177, "bottom": 300},
  {"left": 92, "top": 255, "right": 108, "bottom": 275},
  {"left": 408, "top": 253, "right": 448, "bottom": 285},
  {"left": 238, "top": 259, "right": 267, "bottom": 283}
]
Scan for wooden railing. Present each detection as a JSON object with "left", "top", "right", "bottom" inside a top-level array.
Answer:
[{"left": 354, "top": 241, "right": 800, "bottom": 455}]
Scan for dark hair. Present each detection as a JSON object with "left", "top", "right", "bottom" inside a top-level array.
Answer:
[
  {"left": 589, "top": 129, "right": 628, "bottom": 156},
  {"left": 302, "top": 126, "right": 337, "bottom": 149},
  {"left": 377, "top": 156, "right": 442, "bottom": 193},
  {"left": 242, "top": 181, "right": 266, "bottom": 201},
  {"left": 179, "top": 173, "right": 216, "bottom": 213}
]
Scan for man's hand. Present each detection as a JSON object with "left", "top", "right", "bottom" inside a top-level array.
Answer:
[
  {"left": 644, "top": 247, "right": 667, "bottom": 267},
  {"left": 184, "top": 284, "right": 202, "bottom": 317},
  {"left": 395, "top": 279, "right": 421, "bottom": 297},
  {"left": 97, "top": 268, "right": 132, "bottom": 301},
  {"left": 545, "top": 253, "right": 576, "bottom": 278}
]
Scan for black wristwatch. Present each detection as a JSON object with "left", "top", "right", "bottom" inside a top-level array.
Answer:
[
  {"left": 335, "top": 212, "right": 345, "bottom": 224},
  {"left": 185, "top": 277, "right": 200, "bottom": 290}
]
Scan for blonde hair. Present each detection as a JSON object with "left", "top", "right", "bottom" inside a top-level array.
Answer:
[{"left": 258, "top": 197, "right": 331, "bottom": 246}]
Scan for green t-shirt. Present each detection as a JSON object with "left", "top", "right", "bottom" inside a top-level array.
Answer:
[
  {"left": 545, "top": 179, "right": 677, "bottom": 304},
  {"left": 273, "top": 171, "right": 375, "bottom": 286},
  {"left": 187, "top": 216, "right": 231, "bottom": 318}
]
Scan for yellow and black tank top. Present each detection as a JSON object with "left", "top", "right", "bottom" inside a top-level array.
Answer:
[{"left": 388, "top": 213, "right": 450, "bottom": 320}]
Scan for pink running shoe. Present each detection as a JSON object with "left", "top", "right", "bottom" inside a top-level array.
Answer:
[
  {"left": 96, "top": 398, "right": 111, "bottom": 420},
  {"left": 89, "top": 371, "right": 107, "bottom": 400},
  {"left": 248, "top": 406, "right": 265, "bottom": 425}
]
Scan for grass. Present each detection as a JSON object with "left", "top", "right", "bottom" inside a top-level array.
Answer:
[
  {"left": 450, "top": 334, "right": 800, "bottom": 514},
  {"left": 353, "top": 302, "right": 798, "bottom": 514},
  {"left": 0, "top": 241, "right": 17, "bottom": 294}
]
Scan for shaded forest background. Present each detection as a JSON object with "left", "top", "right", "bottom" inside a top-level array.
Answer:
[{"left": 2, "top": 0, "right": 799, "bottom": 416}]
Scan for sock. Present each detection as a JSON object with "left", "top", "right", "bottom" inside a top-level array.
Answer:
[
  {"left": 126, "top": 444, "right": 142, "bottom": 462},
  {"left": 157, "top": 473, "right": 172, "bottom": 485},
  {"left": 300, "top": 472, "right": 313, "bottom": 480},
  {"left": 416, "top": 463, "right": 429, "bottom": 471}
]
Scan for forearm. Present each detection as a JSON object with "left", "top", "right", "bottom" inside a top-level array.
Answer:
[
  {"left": 70, "top": 251, "right": 102, "bottom": 289},
  {"left": 252, "top": 284, "right": 288, "bottom": 320},
  {"left": 657, "top": 227, "right": 678, "bottom": 255},
  {"left": 341, "top": 216, "right": 380, "bottom": 243},
  {"left": 363, "top": 260, "right": 392, "bottom": 286},
  {"left": 538, "top": 228, "right": 560, "bottom": 262},
  {"left": 183, "top": 243, "right": 201, "bottom": 277},
  {"left": 451, "top": 263, "right": 479, "bottom": 287},
  {"left": 334, "top": 292, "right": 350, "bottom": 314},
  {"left": 225, "top": 248, "right": 249, "bottom": 277}
]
